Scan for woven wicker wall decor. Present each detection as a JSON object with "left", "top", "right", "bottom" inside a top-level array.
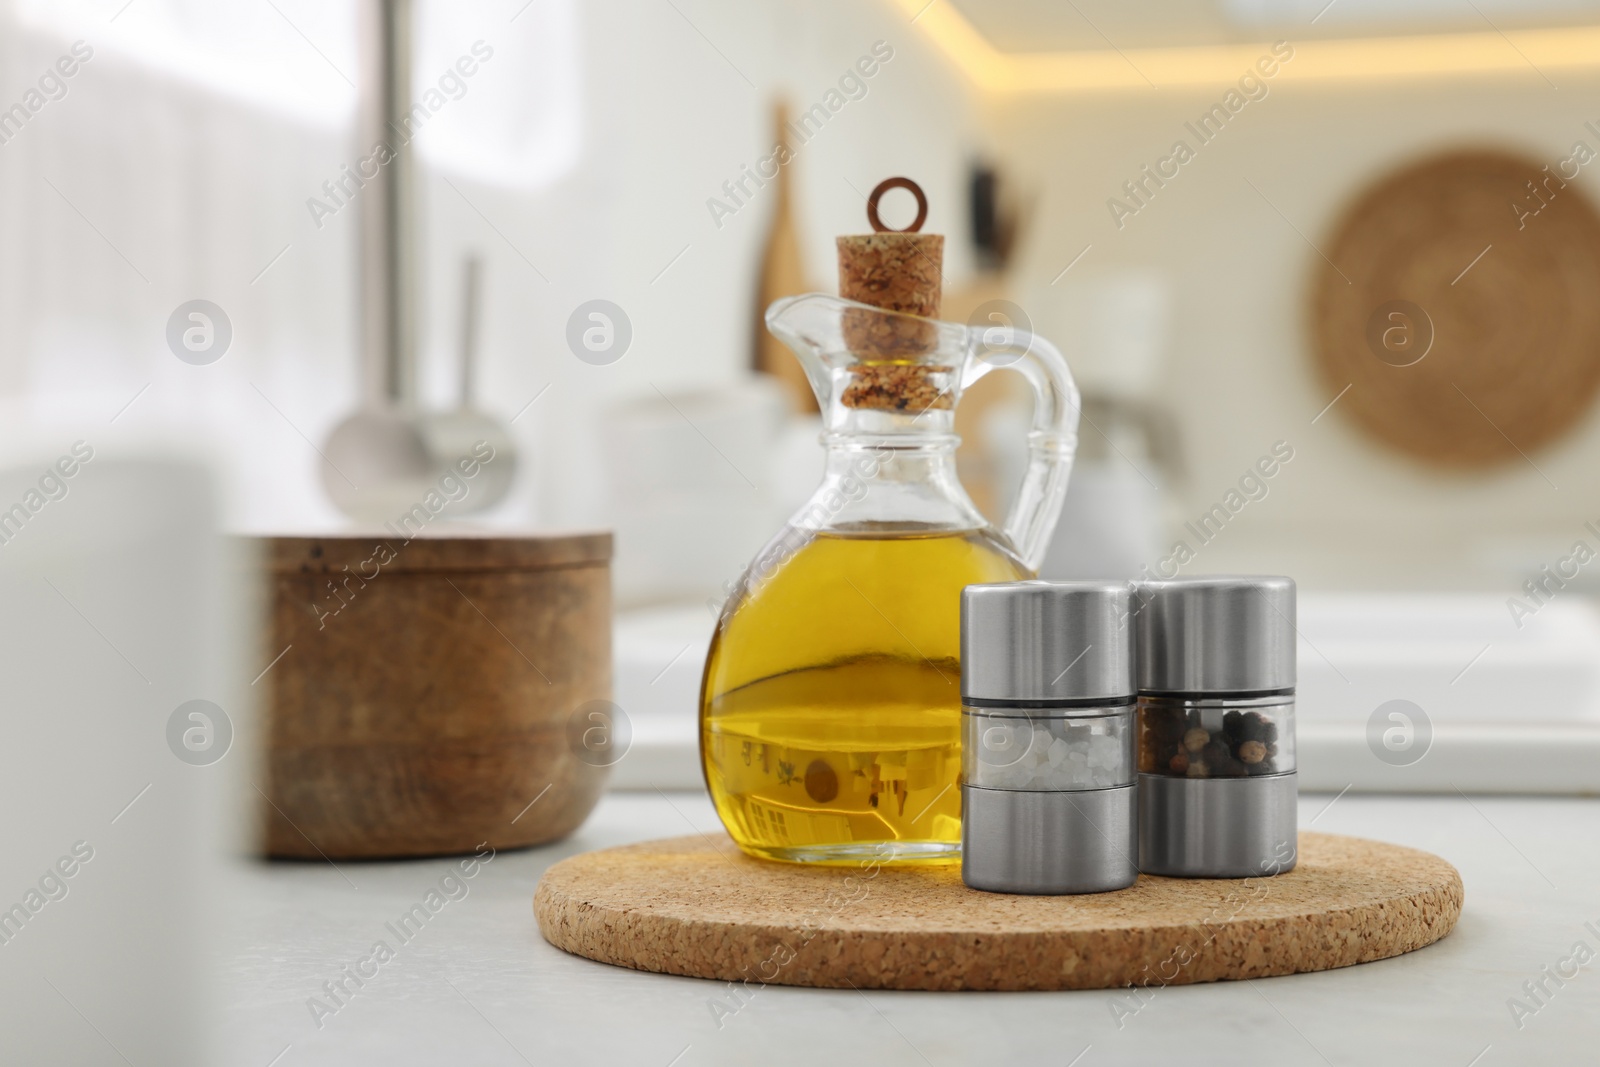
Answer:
[{"left": 1311, "top": 149, "right": 1600, "bottom": 468}]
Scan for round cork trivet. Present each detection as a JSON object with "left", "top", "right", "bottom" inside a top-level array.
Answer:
[
  {"left": 1311, "top": 149, "right": 1600, "bottom": 468},
  {"left": 534, "top": 832, "right": 1461, "bottom": 990}
]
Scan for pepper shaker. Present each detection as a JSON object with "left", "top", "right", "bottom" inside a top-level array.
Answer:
[
  {"left": 1133, "top": 576, "right": 1298, "bottom": 878},
  {"left": 961, "top": 581, "right": 1139, "bottom": 894}
]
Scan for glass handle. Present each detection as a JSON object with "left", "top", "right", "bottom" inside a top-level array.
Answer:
[{"left": 968, "top": 330, "right": 1081, "bottom": 573}]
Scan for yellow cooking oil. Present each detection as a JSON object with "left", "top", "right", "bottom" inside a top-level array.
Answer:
[{"left": 700, "top": 524, "right": 1030, "bottom": 866}]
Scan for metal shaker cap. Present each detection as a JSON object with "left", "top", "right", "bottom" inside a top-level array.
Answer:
[
  {"left": 961, "top": 580, "right": 1135, "bottom": 704},
  {"left": 1132, "top": 576, "right": 1296, "bottom": 694}
]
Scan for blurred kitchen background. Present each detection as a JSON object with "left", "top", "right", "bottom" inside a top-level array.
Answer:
[
  {"left": 10, "top": 3, "right": 1600, "bottom": 1058},
  {"left": 8, "top": 0, "right": 1600, "bottom": 582},
  {"left": 5, "top": 0, "right": 1600, "bottom": 785}
]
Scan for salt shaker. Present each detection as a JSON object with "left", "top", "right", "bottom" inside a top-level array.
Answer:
[
  {"left": 1133, "top": 576, "right": 1298, "bottom": 878},
  {"left": 960, "top": 581, "right": 1138, "bottom": 894}
]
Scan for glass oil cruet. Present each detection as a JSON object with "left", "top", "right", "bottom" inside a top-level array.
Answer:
[{"left": 700, "top": 177, "right": 1081, "bottom": 865}]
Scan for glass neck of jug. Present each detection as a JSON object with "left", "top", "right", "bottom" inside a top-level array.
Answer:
[
  {"left": 798, "top": 431, "right": 990, "bottom": 536},
  {"left": 766, "top": 292, "right": 1080, "bottom": 569}
]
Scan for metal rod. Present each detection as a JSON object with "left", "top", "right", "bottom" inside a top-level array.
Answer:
[
  {"left": 459, "top": 254, "right": 482, "bottom": 409},
  {"left": 357, "top": 0, "right": 416, "bottom": 410}
]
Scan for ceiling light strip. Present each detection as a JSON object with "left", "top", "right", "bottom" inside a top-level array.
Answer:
[{"left": 896, "top": 0, "right": 1600, "bottom": 93}]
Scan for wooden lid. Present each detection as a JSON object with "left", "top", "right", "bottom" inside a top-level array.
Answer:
[{"left": 252, "top": 530, "right": 612, "bottom": 574}]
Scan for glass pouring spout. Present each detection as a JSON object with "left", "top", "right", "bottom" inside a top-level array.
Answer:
[{"left": 765, "top": 292, "right": 1081, "bottom": 572}]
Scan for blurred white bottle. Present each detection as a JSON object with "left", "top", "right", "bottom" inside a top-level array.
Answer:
[{"left": 0, "top": 439, "right": 250, "bottom": 1065}]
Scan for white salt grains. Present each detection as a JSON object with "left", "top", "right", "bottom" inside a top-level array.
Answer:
[{"left": 970, "top": 717, "right": 1130, "bottom": 790}]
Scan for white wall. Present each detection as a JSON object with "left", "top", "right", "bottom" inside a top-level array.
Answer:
[{"left": 995, "top": 66, "right": 1600, "bottom": 591}]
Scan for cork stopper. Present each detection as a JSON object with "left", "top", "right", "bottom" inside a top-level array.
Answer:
[{"left": 836, "top": 178, "right": 951, "bottom": 412}]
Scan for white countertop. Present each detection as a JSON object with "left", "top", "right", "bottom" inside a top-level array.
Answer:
[{"left": 219, "top": 790, "right": 1599, "bottom": 1067}]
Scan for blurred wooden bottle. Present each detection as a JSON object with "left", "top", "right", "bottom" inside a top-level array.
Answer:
[{"left": 753, "top": 101, "right": 817, "bottom": 412}]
